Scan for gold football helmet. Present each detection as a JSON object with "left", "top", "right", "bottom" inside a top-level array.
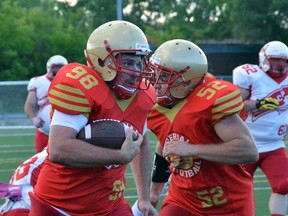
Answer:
[
  {"left": 85, "top": 20, "right": 152, "bottom": 99},
  {"left": 150, "top": 39, "right": 208, "bottom": 106}
]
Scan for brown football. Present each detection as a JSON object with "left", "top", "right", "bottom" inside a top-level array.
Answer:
[{"left": 76, "top": 119, "right": 138, "bottom": 149}]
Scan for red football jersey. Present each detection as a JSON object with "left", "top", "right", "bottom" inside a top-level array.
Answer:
[
  {"left": 34, "top": 63, "right": 155, "bottom": 215},
  {"left": 148, "top": 77, "right": 254, "bottom": 215}
]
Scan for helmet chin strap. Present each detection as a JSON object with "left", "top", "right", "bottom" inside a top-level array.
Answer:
[
  {"left": 156, "top": 95, "right": 180, "bottom": 107},
  {"left": 114, "top": 85, "right": 136, "bottom": 100},
  {"left": 107, "top": 79, "right": 136, "bottom": 100}
]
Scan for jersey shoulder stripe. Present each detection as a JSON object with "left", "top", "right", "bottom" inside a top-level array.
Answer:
[
  {"left": 48, "top": 83, "right": 90, "bottom": 113},
  {"left": 212, "top": 89, "right": 243, "bottom": 122}
]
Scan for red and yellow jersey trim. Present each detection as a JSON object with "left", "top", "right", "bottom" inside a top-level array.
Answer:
[
  {"left": 154, "top": 99, "right": 187, "bottom": 123},
  {"left": 212, "top": 89, "right": 243, "bottom": 122},
  {"left": 49, "top": 83, "right": 90, "bottom": 113}
]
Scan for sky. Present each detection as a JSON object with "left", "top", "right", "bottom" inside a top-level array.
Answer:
[{"left": 57, "top": 0, "right": 77, "bottom": 7}]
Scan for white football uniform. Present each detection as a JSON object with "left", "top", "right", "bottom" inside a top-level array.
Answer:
[
  {"left": 233, "top": 64, "right": 288, "bottom": 153},
  {"left": 0, "top": 149, "right": 47, "bottom": 214},
  {"left": 27, "top": 75, "right": 51, "bottom": 134}
]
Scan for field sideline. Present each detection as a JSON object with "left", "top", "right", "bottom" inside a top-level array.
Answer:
[{"left": 0, "top": 129, "right": 287, "bottom": 215}]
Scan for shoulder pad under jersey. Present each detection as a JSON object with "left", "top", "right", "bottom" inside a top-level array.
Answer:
[
  {"left": 48, "top": 63, "right": 108, "bottom": 115},
  {"left": 190, "top": 79, "right": 243, "bottom": 123}
]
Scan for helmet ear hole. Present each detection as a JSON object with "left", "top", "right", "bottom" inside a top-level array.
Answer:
[
  {"left": 171, "top": 80, "right": 194, "bottom": 98},
  {"left": 98, "top": 58, "right": 105, "bottom": 67},
  {"left": 183, "top": 80, "right": 191, "bottom": 87}
]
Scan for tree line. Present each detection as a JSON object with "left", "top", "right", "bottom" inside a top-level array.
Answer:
[{"left": 0, "top": 0, "right": 287, "bottom": 80}]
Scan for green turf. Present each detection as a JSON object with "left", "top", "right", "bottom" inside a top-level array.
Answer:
[{"left": 0, "top": 129, "right": 286, "bottom": 215}]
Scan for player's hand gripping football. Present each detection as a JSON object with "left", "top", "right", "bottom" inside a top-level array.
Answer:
[
  {"left": 121, "top": 126, "right": 143, "bottom": 163},
  {"left": 256, "top": 97, "right": 279, "bottom": 110}
]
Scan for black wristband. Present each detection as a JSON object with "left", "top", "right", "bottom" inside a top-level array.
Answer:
[
  {"left": 152, "top": 153, "right": 171, "bottom": 182},
  {"left": 255, "top": 99, "right": 262, "bottom": 109}
]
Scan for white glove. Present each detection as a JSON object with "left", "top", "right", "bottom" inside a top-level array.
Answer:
[
  {"left": 132, "top": 200, "right": 142, "bottom": 216},
  {"left": 31, "top": 117, "right": 44, "bottom": 128}
]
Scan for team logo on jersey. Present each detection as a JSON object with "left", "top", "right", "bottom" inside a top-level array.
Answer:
[
  {"left": 252, "top": 85, "right": 288, "bottom": 122},
  {"left": 165, "top": 132, "right": 202, "bottom": 179}
]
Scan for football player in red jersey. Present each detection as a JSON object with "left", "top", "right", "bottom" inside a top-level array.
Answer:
[
  {"left": 147, "top": 39, "right": 258, "bottom": 215},
  {"left": 24, "top": 55, "right": 68, "bottom": 152},
  {"left": 29, "top": 21, "right": 158, "bottom": 216}
]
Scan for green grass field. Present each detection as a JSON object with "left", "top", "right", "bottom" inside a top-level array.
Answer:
[{"left": 0, "top": 128, "right": 286, "bottom": 215}]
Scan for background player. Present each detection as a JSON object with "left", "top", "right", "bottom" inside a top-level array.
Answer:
[
  {"left": 233, "top": 41, "right": 288, "bottom": 216},
  {"left": 24, "top": 55, "right": 68, "bottom": 152},
  {"left": 0, "top": 149, "right": 47, "bottom": 216},
  {"left": 29, "top": 20, "right": 158, "bottom": 216},
  {"left": 146, "top": 39, "right": 258, "bottom": 215}
]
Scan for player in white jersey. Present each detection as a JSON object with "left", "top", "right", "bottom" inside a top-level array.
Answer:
[
  {"left": 24, "top": 55, "right": 68, "bottom": 152},
  {"left": 233, "top": 41, "right": 288, "bottom": 216},
  {"left": 0, "top": 148, "right": 48, "bottom": 216}
]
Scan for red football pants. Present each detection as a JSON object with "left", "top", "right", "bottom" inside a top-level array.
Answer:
[{"left": 34, "top": 129, "right": 48, "bottom": 153}]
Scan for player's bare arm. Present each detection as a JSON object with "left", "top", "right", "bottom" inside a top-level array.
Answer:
[
  {"left": 24, "top": 91, "right": 45, "bottom": 128},
  {"left": 241, "top": 88, "right": 279, "bottom": 112},
  {"left": 240, "top": 88, "right": 257, "bottom": 112},
  {"left": 163, "top": 114, "right": 258, "bottom": 164},
  {"left": 49, "top": 125, "right": 142, "bottom": 167},
  {"left": 24, "top": 91, "right": 38, "bottom": 118},
  {"left": 130, "top": 133, "right": 158, "bottom": 216}
]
